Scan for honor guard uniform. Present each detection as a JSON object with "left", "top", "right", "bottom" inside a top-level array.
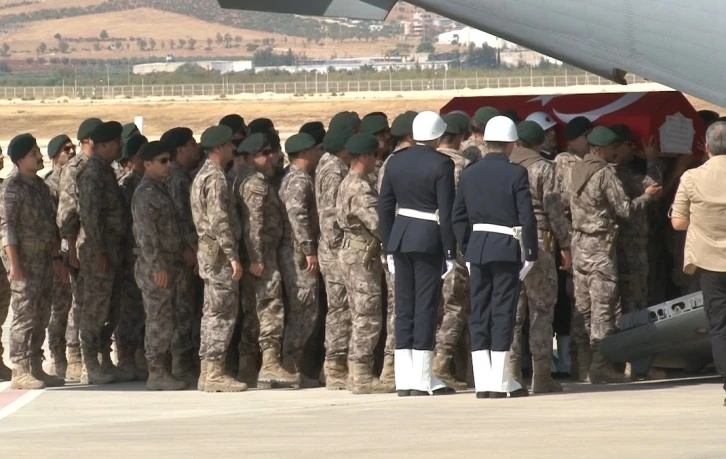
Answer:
[
  {"left": 378, "top": 111, "right": 457, "bottom": 396},
  {"left": 453, "top": 116, "right": 538, "bottom": 399}
]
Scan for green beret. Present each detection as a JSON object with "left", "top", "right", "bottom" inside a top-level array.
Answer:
[
  {"left": 390, "top": 111, "right": 418, "bottom": 137},
  {"left": 299, "top": 121, "right": 326, "bottom": 145},
  {"left": 473, "top": 106, "right": 499, "bottom": 127},
  {"left": 90, "top": 121, "right": 123, "bottom": 144},
  {"left": 236, "top": 133, "right": 269, "bottom": 156},
  {"left": 200, "top": 125, "right": 233, "bottom": 149},
  {"left": 564, "top": 116, "right": 594, "bottom": 141},
  {"left": 47, "top": 134, "right": 71, "bottom": 158},
  {"left": 219, "top": 114, "right": 245, "bottom": 133},
  {"left": 122, "top": 134, "right": 148, "bottom": 159},
  {"left": 121, "top": 123, "right": 140, "bottom": 142},
  {"left": 285, "top": 133, "right": 316, "bottom": 155},
  {"left": 442, "top": 114, "right": 465, "bottom": 135},
  {"left": 160, "top": 127, "right": 193, "bottom": 150},
  {"left": 329, "top": 111, "right": 358, "bottom": 131},
  {"left": 609, "top": 124, "right": 632, "bottom": 142},
  {"left": 248, "top": 118, "right": 274, "bottom": 134},
  {"left": 267, "top": 132, "right": 281, "bottom": 151},
  {"left": 587, "top": 126, "right": 621, "bottom": 147},
  {"left": 517, "top": 120, "right": 545, "bottom": 145},
  {"left": 8, "top": 133, "right": 37, "bottom": 163},
  {"left": 364, "top": 111, "right": 387, "bottom": 120},
  {"left": 323, "top": 126, "right": 354, "bottom": 154},
  {"left": 449, "top": 112, "right": 471, "bottom": 134},
  {"left": 77, "top": 117, "right": 103, "bottom": 140},
  {"left": 501, "top": 109, "right": 521, "bottom": 124},
  {"left": 138, "top": 141, "right": 171, "bottom": 161},
  {"left": 359, "top": 115, "right": 388, "bottom": 135},
  {"left": 345, "top": 133, "right": 379, "bottom": 156}
]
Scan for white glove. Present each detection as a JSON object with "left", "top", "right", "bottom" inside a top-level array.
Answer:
[
  {"left": 519, "top": 260, "right": 534, "bottom": 280},
  {"left": 386, "top": 255, "right": 395, "bottom": 275},
  {"left": 466, "top": 262, "right": 471, "bottom": 275},
  {"left": 441, "top": 260, "right": 455, "bottom": 279}
]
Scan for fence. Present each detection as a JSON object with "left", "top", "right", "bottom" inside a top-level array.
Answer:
[{"left": 1, "top": 74, "right": 648, "bottom": 99}]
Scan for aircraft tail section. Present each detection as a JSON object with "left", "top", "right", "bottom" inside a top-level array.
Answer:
[{"left": 217, "top": 0, "right": 397, "bottom": 20}]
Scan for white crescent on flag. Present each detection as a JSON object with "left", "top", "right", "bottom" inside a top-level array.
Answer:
[{"left": 552, "top": 93, "right": 647, "bottom": 123}]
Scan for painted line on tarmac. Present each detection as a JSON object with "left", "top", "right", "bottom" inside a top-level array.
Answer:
[{"left": 0, "top": 382, "right": 45, "bottom": 421}]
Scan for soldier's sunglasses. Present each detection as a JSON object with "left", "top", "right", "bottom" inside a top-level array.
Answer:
[{"left": 155, "top": 157, "right": 171, "bottom": 164}]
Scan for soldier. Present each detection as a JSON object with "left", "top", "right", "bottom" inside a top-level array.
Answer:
[
  {"left": 191, "top": 125, "right": 246, "bottom": 393},
  {"left": 1, "top": 134, "right": 65, "bottom": 389},
  {"left": 359, "top": 114, "right": 391, "bottom": 184},
  {"left": 115, "top": 122, "right": 140, "bottom": 180},
  {"left": 336, "top": 133, "right": 388, "bottom": 394},
  {"left": 300, "top": 121, "right": 327, "bottom": 146},
  {"left": 567, "top": 126, "right": 661, "bottom": 383},
  {"left": 132, "top": 141, "right": 191, "bottom": 391},
  {"left": 219, "top": 114, "right": 248, "bottom": 140},
  {"left": 0, "top": 144, "right": 10, "bottom": 381},
  {"left": 248, "top": 118, "right": 276, "bottom": 135},
  {"left": 315, "top": 126, "right": 354, "bottom": 389},
  {"left": 508, "top": 121, "right": 573, "bottom": 394},
  {"left": 329, "top": 111, "right": 361, "bottom": 133},
  {"left": 43, "top": 134, "right": 75, "bottom": 379},
  {"left": 525, "top": 112, "right": 559, "bottom": 160},
  {"left": 57, "top": 117, "right": 103, "bottom": 381},
  {"left": 160, "top": 127, "right": 201, "bottom": 382},
  {"left": 278, "top": 133, "right": 322, "bottom": 387},
  {"left": 460, "top": 106, "right": 499, "bottom": 161},
  {"left": 555, "top": 116, "right": 593, "bottom": 205},
  {"left": 431, "top": 114, "right": 471, "bottom": 391},
  {"left": 452, "top": 116, "right": 537, "bottom": 399}
]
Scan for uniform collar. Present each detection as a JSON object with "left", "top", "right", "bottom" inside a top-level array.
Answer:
[{"left": 482, "top": 152, "right": 510, "bottom": 161}]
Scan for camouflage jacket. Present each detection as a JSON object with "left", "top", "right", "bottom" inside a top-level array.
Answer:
[
  {"left": 336, "top": 169, "right": 380, "bottom": 242},
  {"left": 315, "top": 152, "right": 348, "bottom": 252},
  {"left": 57, "top": 153, "right": 89, "bottom": 239},
  {"left": 166, "top": 162, "right": 197, "bottom": 246},
  {"left": 615, "top": 159, "right": 662, "bottom": 239},
  {"left": 132, "top": 175, "right": 185, "bottom": 272},
  {"left": 44, "top": 165, "right": 63, "bottom": 207},
  {"left": 554, "top": 150, "right": 582, "bottom": 214},
  {"left": 438, "top": 147, "right": 471, "bottom": 190},
  {"left": 459, "top": 136, "right": 486, "bottom": 162},
  {"left": 0, "top": 173, "right": 58, "bottom": 251},
  {"left": 119, "top": 171, "right": 143, "bottom": 251},
  {"left": 279, "top": 163, "right": 319, "bottom": 254},
  {"left": 190, "top": 159, "right": 241, "bottom": 263}
]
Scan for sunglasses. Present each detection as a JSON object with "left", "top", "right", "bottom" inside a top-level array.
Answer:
[
  {"left": 63, "top": 145, "right": 76, "bottom": 152},
  {"left": 155, "top": 157, "right": 171, "bottom": 164},
  {"left": 259, "top": 148, "right": 274, "bottom": 156}
]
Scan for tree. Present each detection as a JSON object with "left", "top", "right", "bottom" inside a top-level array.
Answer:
[
  {"left": 169, "top": 39, "right": 175, "bottom": 50},
  {"left": 136, "top": 38, "right": 148, "bottom": 51},
  {"left": 100, "top": 29, "right": 109, "bottom": 40},
  {"left": 178, "top": 38, "right": 187, "bottom": 49},
  {"left": 224, "top": 33, "right": 232, "bottom": 48},
  {"left": 149, "top": 38, "right": 157, "bottom": 51},
  {"left": 93, "top": 42, "right": 101, "bottom": 51},
  {"left": 59, "top": 40, "right": 70, "bottom": 53},
  {"left": 396, "top": 43, "right": 413, "bottom": 54},
  {"left": 36, "top": 42, "right": 47, "bottom": 55},
  {"left": 215, "top": 32, "right": 223, "bottom": 46},
  {"left": 234, "top": 35, "right": 242, "bottom": 45},
  {"left": 416, "top": 40, "right": 435, "bottom": 54},
  {"left": 188, "top": 38, "right": 196, "bottom": 50},
  {"left": 25, "top": 57, "right": 33, "bottom": 65},
  {"left": 246, "top": 43, "right": 259, "bottom": 52},
  {"left": 54, "top": 33, "right": 62, "bottom": 41},
  {"left": 0, "top": 62, "right": 10, "bottom": 73},
  {"left": 37, "top": 57, "right": 46, "bottom": 65},
  {"left": 206, "top": 37, "right": 213, "bottom": 50},
  {"left": 160, "top": 40, "right": 165, "bottom": 50},
  {"left": 61, "top": 57, "right": 69, "bottom": 65}
]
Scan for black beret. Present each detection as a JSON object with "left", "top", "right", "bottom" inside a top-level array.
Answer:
[
  {"left": 442, "top": 114, "right": 465, "bottom": 135},
  {"left": 587, "top": 126, "right": 620, "bottom": 147},
  {"left": 564, "top": 116, "right": 594, "bottom": 141},
  {"left": 248, "top": 118, "right": 274, "bottom": 134},
  {"left": 359, "top": 115, "right": 388, "bottom": 135},
  {"left": 390, "top": 111, "right": 418, "bottom": 137},
  {"left": 236, "top": 132, "right": 269, "bottom": 156},
  {"left": 517, "top": 120, "right": 545, "bottom": 145},
  {"left": 299, "top": 121, "right": 326, "bottom": 145},
  {"left": 285, "top": 133, "right": 316, "bottom": 155},
  {"left": 90, "top": 121, "right": 123, "bottom": 143},
  {"left": 8, "top": 133, "right": 37, "bottom": 163},
  {"left": 345, "top": 133, "right": 379, "bottom": 156},
  {"left": 267, "top": 132, "right": 281, "bottom": 151},
  {"left": 200, "top": 125, "right": 233, "bottom": 149},
  {"left": 47, "top": 134, "right": 71, "bottom": 158},
  {"left": 138, "top": 141, "right": 172, "bottom": 161},
  {"left": 609, "top": 124, "right": 632, "bottom": 143},
  {"left": 122, "top": 134, "right": 148, "bottom": 159},
  {"left": 160, "top": 127, "right": 194, "bottom": 150},
  {"left": 699, "top": 110, "right": 720, "bottom": 126},
  {"left": 121, "top": 123, "right": 140, "bottom": 141},
  {"left": 473, "top": 106, "right": 499, "bottom": 127},
  {"left": 77, "top": 117, "right": 103, "bottom": 140},
  {"left": 323, "top": 126, "right": 354, "bottom": 154},
  {"left": 219, "top": 114, "right": 245, "bottom": 133}
]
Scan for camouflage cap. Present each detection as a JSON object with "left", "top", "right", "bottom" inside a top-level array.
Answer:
[
  {"left": 121, "top": 122, "right": 140, "bottom": 141},
  {"left": 473, "top": 106, "right": 499, "bottom": 127},
  {"left": 609, "top": 124, "right": 632, "bottom": 143},
  {"left": 248, "top": 118, "right": 274, "bottom": 134},
  {"left": 442, "top": 114, "right": 465, "bottom": 135},
  {"left": 323, "top": 126, "right": 354, "bottom": 154},
  {"left": 47, "top": 134, "right": 71, "bottom": 158},
  {"left": 122, "top": 134, "right": 148, "bottom": 159},
  {"left": 285, "top": 133, "right": 316, "bottom": 155},
  {"left": 517, "top": 120, "right": 545, "bottom": 145},
  {"left": 587, "top": 126, "right": 620, "bottom": 147},
  {"left": 564, "top": 116, "right": 593, "bottom": 141},
  {"left": 8, "top": 133, "right": 37, "bottom": 163},
  {"left": 77, "top": 117, "right": 103, "bottom": 141},
  {"left": 236, "top": 132, "right": 269, "bottom": 156},
  {"left": 359, "top": 114, "right": 388, "bottom": 135},
  {"left": 299, "top": 121, "right": 326, "bottom": 146},
  {"left": 390, "top": 111, "right": 418, "bottom": 137},
  {"left": 219, "top": 114, "right": 245, "bottom": 133},
  {"left": 90, "top": 121, "right": 123, "bottom": 144},
  {"left": 345, "top": 133, "right": 379, "bottom": 156},
  {"left": 160, "top": 127, "right": 194, "bottom": 150},
  {"left": 138, "top": 140, "right": 171, "bottom": 161},
  {"left": 200, "top": 125, "right": 233, "bottom": 149}
]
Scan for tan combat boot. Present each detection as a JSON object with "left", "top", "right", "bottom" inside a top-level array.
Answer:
[
  {"left": 48, "top": 345, "right": 67, "bottom": 380},
  {"left": 576, "top": 343, "right": 592, "bottom": 383},
  {"left": 81, "top": 350, "right": 115, "bottom": 385},
  {"left": 258, "top": 349, "right": 299, "bottom": 389},
  {"left": 31, "top": 356, "right": 65, "bottom": 387},
  {"left": 65, "top": 346, "right": 82, "bottom": 382},
  {"left": 237, "top": 354, "right": 258, "bottom": 388},
  {"left": 10, "top": 359, "right": 45, "bottom": 390},
  {"left": 101, "top": 348, "right": 135, "bottom": 383},
  {"left": 172, "top": 351, "right": 198, "bottom": 387},
  {"left": 197, "top": 360, "right": 208, "bottom": 391},
  {"left": 433, "top": 351, "right": 468, "bottom": 391},
  {"left": 323, "top": 357, "right": 348, "bottom": 390},
  {"left": 350, "top": 361, "right": 387, "bottom": 395},
  {"left": 117, "top": 347, "right": 145, "bottom": 382},
  {"left": 378, "top": 354, "right": 396, "bottom": 393},
  {"left": 280, "top": 352, "right": 303, "bottom": 389},
  {"left": 531, "top": 358, "right": 563, "bottom": 394},
  {"left": 147, "top": 361, "right": 188, "bottom": 391},
  {"left": 204, "top": 358, "right": 248, "bottom": 393},
  {"left": 0, "top": 356, "right": 12, "bottom": 381},
  {"left": 589, "top": 351, "right": 628, "bottom": 384}
]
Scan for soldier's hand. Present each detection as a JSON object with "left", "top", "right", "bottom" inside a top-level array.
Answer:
[
  {"left": 183, "top": 247, "right": 197, "bottom": 266},
  {"left": 560, "top": 249, "right": 572, "bottom": 271},
  {"left": 305, "top": 255, "right": 318, "bottom": 275},
  {"left": 250, "top": 263, "right": 264, "bottom": 277},
  {"left": 9, "top": 262, "right": 24, "bottom": 281},
  {"left": 96, "top": 253, "right": 109, "bottom": 273},
  {"left": 643, "top": 136, "right": 659, "bottom": 160},
  {"left": 645, "top": 184, "right": 663, "bottom": 198},
  {"left": 231, "top": 259, "right": 243, "bottom": 281},
  {"left": 154, "top": 269, "right": 169, "bottom": 289},
  {"left": 68, "top": 245, "right": 79, "bottom": 269}
]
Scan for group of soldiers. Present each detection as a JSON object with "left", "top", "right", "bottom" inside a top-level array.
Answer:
[{"left": 0, "top": 102, "right": 704, "bottom": 395}]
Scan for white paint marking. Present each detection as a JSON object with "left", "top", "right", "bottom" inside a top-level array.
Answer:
[{"left": 0, "top": 389, "right": 45, "bottom": 422}]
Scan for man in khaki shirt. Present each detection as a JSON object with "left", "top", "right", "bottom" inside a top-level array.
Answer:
[{"left": 671, "top": 121, "right": 726, "bottom": 404}]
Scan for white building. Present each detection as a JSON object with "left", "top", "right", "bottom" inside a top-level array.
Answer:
[
  {"left": 436, "top": 27, "right": 514, "bottom": 48},
  {"left": 132, "top": 60, "right": 252, "bottom": 75}
]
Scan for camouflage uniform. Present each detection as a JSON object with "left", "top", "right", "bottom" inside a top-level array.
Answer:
[
  {"left": 278, "top": 164, "right": 319, "bottom": 368},
  {"left": 615, "top": 159, "right": 662, "bottom": 314},
  {"left": 554, "top": 150, "right": 582, "bottom": 212},
  {"left": 315, "top": 153, "right": 350, "bottom": 363},
  {"left": 459, "top": 137, "right": 486, "bottom": 162},
  {"left": 190, "top": 160, "right": 242, "bottom": 362},
  {"left": 377, "top": 154, "right": 396, "bottom": 358}
]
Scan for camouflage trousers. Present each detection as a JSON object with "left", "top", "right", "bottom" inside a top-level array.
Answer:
[
  {"left": 65, "top": 263, "right": 82, "bottom": 349},
  {"left": 198, "top": 251, "right": 239, "bottom": 362},
  {"left": 135, "top": 260, "right": 178, "bottom": 365},
  {"left": 435, "top": 256, "right": 470, "bottom": 356},
  {"left": 617, "top": 236, "right": 649, "bottom": 315},
  {"left": 116, "top": 254, "right": 145, "bottom": 350},
  {"left": 339, "top": 245, "right": 382, "bottom": 363},
  {"left": 383, "top": 258, "right": 396, "bottom": 356},
  {"left": 173, "top": 265, "right": 198, "bottom": 359},
  {"left": 0, "top": 264, "right": 10, "bottom": 358},
  {"left": 278, "top": 245, "right": 318, "bottom": 357},
  {"left": 511, "top": 233, "right": 558, "bottom": 362},
  {"left": 7, "top": 252, "right": 53, "bottom": 363},
  {"left": 47, "top": 275, "right": 73, "bottom": 349},
  {"left": 319, "top": 242, "right": 350, "bottom": 361},
  {"left": 572, "top": 232, "right": 619, "bottom": 347}
]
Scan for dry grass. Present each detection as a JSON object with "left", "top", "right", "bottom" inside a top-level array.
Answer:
[{"left": 0, "top": 0, "right": 101, "bottom": 15}]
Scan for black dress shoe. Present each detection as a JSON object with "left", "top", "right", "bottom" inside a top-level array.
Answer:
[
  {"left": 488, "top": 392, "right": 507, "bottom": 399},
  {"left": 476, "top": 391, "right": 489, "bottom": 399},
  {"left": 410, "top": 390, "right": 430, "bottom": 396},
  {"left": 397, "top": 390, "right": 411, "bottom": 397},
  {"left": 551, "top": 372, "right": 571, "bottom": 380},
  {"left": 431, "top": 386, "right": 456, "bottom": 395},
  {"left": 509, "top": 388, "right": 529, "bottom": 398}
]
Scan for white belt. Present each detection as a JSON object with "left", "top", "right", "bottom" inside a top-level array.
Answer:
[
  {"left": 398, "top": 208, "right": 439, "bottom": 223},
  {"left": 472, "top": 223, "right": 525, "bottom": 262}
]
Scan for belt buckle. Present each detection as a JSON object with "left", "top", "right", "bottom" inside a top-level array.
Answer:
[{"left": 434, "top": 209, "right": 440, "bottom": 223}]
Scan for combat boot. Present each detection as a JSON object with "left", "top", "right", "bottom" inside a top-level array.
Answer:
[
  {"left": 197, "top": 360, "right": 208, "bottom": 391},
  {"left": 350, "top": 361, "right": 388, "bottom": 395},
  {"left": 237, "top": 354, "right": 258, "bottom": 388},
  {"left": 81, "top": 350, "right": 115, "bottom": 385},
  {"left": 280, "top": 352, "right": 303, "bottom": 389},
  {"left": 31, "top": 356, "right": 65, "bottom": 387},
  {"left": 48, "top": 345, "right": 67, "bottom": 380},
  {"left": 531, "top": 359, "right": 563, "bottom": 394},
  {"left": 172, "top": 351, "right": 198, "bottom": 387},
  {"left": 323, "top": 357, "right": 348, "bottom": 390},
  {"left": 258, "top": 349, "right": 299, "bottom": 389},
  {"left": 433, "top": 351, "right": 468, "bottom": 391},
  {"left": 147, "top": 361, "right": 188, "bottom": 391},
  {"left": 10, "top": 359, "right": 45, "bottom": 390},
  {"left": 589, "top": 350, "right": 628, "bottom": 384},
  {"left": 117, "top": 347, "right": 145, "bottom": 382},
  {"left": 378, "top": 354, "right": 396, "bottom": 393},
  {"left": 626, "top": 363, "right": 667, "bottom": 381},
  {"left": 0, "top": 356, "right": 12, "bottom": 381},
  {"left": 576, "top": 343, "right": 592, "bottom": 383},
  {"left": 65, "top": 346, "right": 83, "bottom": 382},
  {"left": 204, "top": 358, "right": 248, "bottom": 393},
  {"left": 509, "top": 355, "right": 525, "bottom": 387},
  {"left": 101, "top": 349, "right": 135, "bottom": 383}
]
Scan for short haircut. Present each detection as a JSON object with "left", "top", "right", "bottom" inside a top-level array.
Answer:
[
  {"left": 485, "top": 141, "right": 510, "bottom": 151},
  {"left": 706, "top": 121, "right": 726, "bottom": 156},
  {"left": 440, "top": 133, "right": 460, "bottom": 144}
]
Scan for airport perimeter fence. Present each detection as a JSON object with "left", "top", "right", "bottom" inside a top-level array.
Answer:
[{"left": 2, "top": 74, "right": 648, "bottom": 100}]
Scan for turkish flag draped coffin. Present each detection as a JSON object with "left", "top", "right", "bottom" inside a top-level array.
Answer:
[{"left": 441, "top": 91, "right": 706, "bottom": 157}]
